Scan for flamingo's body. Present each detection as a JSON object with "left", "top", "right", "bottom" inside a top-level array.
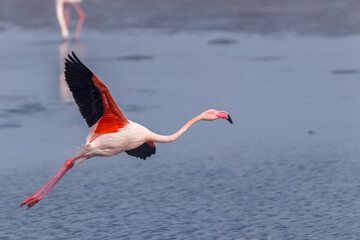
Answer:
[
  {"left": 55, "top": 0, "right": 85, "bottom": 40},
  {"left": 77, "top": 121, "right": 155, "bottom": 165},
  {"left": 21, "top": 52, "right": 233, "bottom": 209}
]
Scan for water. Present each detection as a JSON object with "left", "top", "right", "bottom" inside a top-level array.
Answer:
[
  {"left": 1, "top": 1, "right": 360, "bottom": 239},
  {"left": 2, "top": 0, "right": 360, "bottom": 36}
]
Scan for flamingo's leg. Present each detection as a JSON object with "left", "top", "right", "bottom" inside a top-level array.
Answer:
[
  {"left": 72, "top": 3, "right": 86, "bottom": 40},
  {"left": 21, "top": 153, "right": 87, "bottom": 209},
  {"left": 56, "top": 1, "right": 69, "bottom": 40},
  {"left": 64, "top": 3, "right": 70, "bottom": 28},
  {"left": 21, "top": 163, "right": 68, "bottom": 206},
  {"left": 26, "top": 164, "right": 73, "bottom": 209}
]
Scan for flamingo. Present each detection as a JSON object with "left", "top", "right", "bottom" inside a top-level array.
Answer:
[
  {"left": 55, "top": 0, "right": 86, "bottom": 40},
  {"left": 21, "top": 52, "right": 233, "bottom": 209}
]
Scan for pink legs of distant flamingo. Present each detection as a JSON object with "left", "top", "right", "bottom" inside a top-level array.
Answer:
[
  {"left": 21, "top": 52, "right": 233, "bottom": 209},
  {"left": 55, "top": 0, "right": 86, "bottom": 40}
]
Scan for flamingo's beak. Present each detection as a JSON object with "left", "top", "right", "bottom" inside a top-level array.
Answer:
[
  {"left": 214, "top": 110, "right": 233, "bottom": 124},
  {"left": 226, "top": 114, "right": 233, "bottom": 124}
]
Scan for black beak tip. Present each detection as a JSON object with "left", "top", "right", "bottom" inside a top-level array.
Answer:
[{"left": 227, "top": 115, "right": 233, "bottom": 124}]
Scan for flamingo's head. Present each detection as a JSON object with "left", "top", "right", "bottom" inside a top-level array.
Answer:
[{"left": 200, "top": 109, "right": 233, "bottom": 124}]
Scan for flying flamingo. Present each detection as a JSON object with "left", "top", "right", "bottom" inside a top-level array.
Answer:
[
  {"left": 55, "top": 0, "right": 86, "bottom": 40},
  {"left": 21, "top": 52, "right": 233, "bottom": 209}
]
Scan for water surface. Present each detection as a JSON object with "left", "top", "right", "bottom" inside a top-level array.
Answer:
[{"left": 1, "top": 3, "right": 360, "bottom": 239}]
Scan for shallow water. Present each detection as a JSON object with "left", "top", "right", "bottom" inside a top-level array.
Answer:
[
  {"left": 2, "top": 0, "right": 360, "bottom": 37},
  {"left": 1, "top": 11, "right": 360, "bottom": 239}
]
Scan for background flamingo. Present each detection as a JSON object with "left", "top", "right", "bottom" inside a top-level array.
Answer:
[
  {"left": 21, "top": 52, "right": 232, "bottom": 209},
  {"left": 55, "top": 0, "right": 86, "bottom": 40}
]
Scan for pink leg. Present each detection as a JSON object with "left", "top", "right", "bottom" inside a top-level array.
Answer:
[
  {"left": 72, "top": 3, "right": 86, "bottom": 40},
  {"left": 21, "top": 153, "right": 87, "bottom": 209},
  {"left": 64, "top": 4, "right": 70, "bottom": 28},
  {"left": 21, "top": 163, "right": 68, "bottom": 206},
  {"left": 26, "top": 165, "right": 72, "bottom": 209}
]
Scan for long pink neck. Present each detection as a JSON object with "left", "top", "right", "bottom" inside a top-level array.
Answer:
[{"left": 151, "top": 116, "right": 201, "bottom": 143}]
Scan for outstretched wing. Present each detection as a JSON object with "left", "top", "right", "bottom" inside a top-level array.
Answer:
[
  {"left": 126, "top": 141, "right": 156, "bottom": 160},
  {"left": 65, "top": 52, "right": 129, "bottom": 137}
]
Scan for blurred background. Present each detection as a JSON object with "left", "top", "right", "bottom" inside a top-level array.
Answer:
[{"left": 1, "top": 0, "right": 360, "bottom": 239}]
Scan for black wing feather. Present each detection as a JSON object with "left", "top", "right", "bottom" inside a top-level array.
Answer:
[
  {"left": 126, "top": 143, "right": 156, "bottom": 160},
  {"left": 65, "top": 52, "right": 104, "bottom": 127}
]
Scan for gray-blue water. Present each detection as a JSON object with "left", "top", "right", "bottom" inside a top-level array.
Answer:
[{"left": 2, "top": 1, "right": 360, "bottom": 239}]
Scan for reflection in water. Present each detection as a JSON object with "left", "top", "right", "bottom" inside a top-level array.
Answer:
[{"left": 58, "top": 41, "right": 86, "bottom": 103}]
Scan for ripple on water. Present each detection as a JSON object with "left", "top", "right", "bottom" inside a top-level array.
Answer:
[
  {"left": 88, "top": 55, "right": 155, "bottom": 62},
  {"left": 331, "top": 69, "right": 360, "bottom": 75},
  {"left": 5, "top": 103, "right": 45, "bottom": 115},
  {"left": 208, "top": 38, "right": 237, "bottom": 45}
]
